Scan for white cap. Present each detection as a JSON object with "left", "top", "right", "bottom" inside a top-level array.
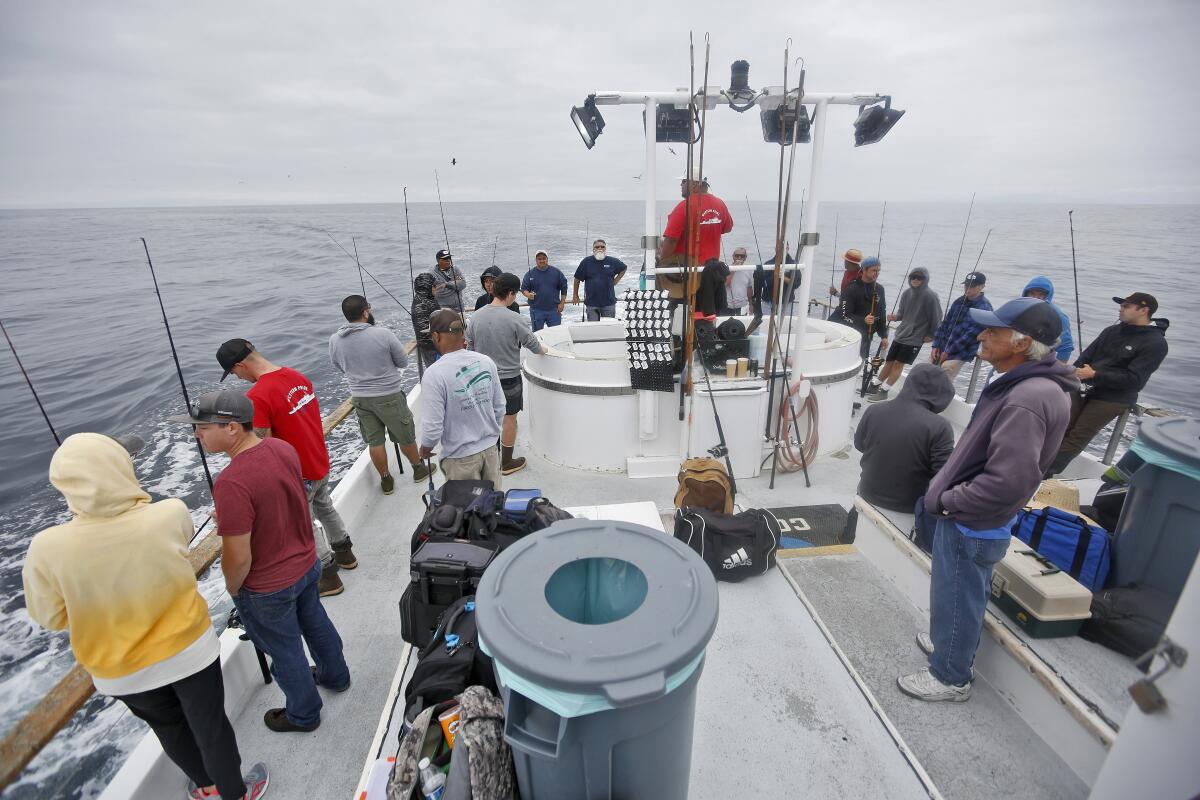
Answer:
[
  {"left": 534, "top": 249, "right": 548, "bottom": 258},
  {"left": 678, "top": 169, "right": 707, "bottom": 183}
]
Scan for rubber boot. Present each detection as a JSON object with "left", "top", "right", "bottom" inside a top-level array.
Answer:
[{"left": 500, "top": 444, "right": 526, "bottom": 476}]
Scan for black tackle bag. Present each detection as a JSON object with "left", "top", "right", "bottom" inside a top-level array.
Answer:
[
  {"left": 403, "top": 595, "right": 498, "bottom": 724},
  {"left": 400, "top": 539, "right": 498, "bottom": 648},
  {"left": 673, "top": 507, "right": 780, "bottom": 582},
  {"left": 1081, "top": 585, "right": 1176, "bottom": 661}
]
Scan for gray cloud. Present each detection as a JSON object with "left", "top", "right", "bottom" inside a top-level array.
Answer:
[{"left": 1, "top": 0, "right": 1197, "bottom": 208}]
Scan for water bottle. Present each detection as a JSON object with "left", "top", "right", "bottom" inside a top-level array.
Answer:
[{"left": 418, "top": 757, "right": 446, "bottom": 800}]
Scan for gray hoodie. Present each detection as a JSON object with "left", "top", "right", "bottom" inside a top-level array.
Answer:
[
  {"left": 893, "top": 267, "right": 943, "bottom": 347},
  {"left": 328, "top": 322, "right": 409, "bottom": 397},
  {"left": 854, "top": 364, "right": 955, "bottom": 512},
  {"left": 429, "top": 264, "right": 468, "bottom": 311}
]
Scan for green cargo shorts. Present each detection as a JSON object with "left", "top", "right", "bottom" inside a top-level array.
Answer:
[{"left": 351, "top": 392, "right": 415, "bottom": 447}]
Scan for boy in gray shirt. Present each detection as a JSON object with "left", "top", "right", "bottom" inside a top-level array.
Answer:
[
  {"left": 329, "top": 295, "right": 434, "bottom": 494},
  {"left": 419, "top": 310, "right": 507, "bottom": 486},
  {"left": 467, "top": 273, "right": 544, "bottom": 475}
]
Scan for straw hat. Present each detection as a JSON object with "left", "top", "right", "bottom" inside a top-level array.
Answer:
[
  {"left": 1027, "top": 479, "right": 1104, "bottom": 527},
  {"left": 843, "top": 248, "right": 863, "bottom": 265}
]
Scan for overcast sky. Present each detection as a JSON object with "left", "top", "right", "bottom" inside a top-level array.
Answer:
[{"left": 2, "top": 0, "right": 1197, "bottom": 208}]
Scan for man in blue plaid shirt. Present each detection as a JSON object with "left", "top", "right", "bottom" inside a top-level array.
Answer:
[{"left": 930, "top": 272, "right": 993, "bottom": 379}]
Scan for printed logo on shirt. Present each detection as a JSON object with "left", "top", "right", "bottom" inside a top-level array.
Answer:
[
  {"left": 452, "top": 361, "right": 493, "bottom": 395},
  {"left": 699, "top": 209, "right": 726, "bottom": 226},
  {"left": 285, "top": 385, "right": 317, "bottom": 416}
]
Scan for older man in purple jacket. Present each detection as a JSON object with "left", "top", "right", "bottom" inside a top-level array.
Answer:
[{"left": 899, "top": 298, "right": 1078, "bottom": 702}]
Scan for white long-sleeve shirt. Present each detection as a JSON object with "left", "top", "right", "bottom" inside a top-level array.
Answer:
[{"left": 419, "top": 348, "right": 505, "bottom": 459}]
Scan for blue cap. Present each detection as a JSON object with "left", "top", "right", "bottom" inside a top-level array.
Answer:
[
  {"left": 969, "top": 297, "right": 1062, "bottom": 346},
  {"left": 862, "top": 256, "right": 881, "bottom": 269}
]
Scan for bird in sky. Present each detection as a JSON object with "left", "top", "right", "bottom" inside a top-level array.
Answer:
[{"left": 451, "top": 158, "right": 457, "bottom": 166}]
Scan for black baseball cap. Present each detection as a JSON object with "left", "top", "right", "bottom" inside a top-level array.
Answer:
[
  {"left": 969, "top": 297, "right": 1062, "bottom": 346},
  {"left": 963, "top": 271, "right": 986, "bottom": 287},
  {"left": 436, "top": 249, "right": 452, "bottom": 261},
  {"left": 1112, "top": 292, "right": 1157, "bottom": 315},
  {"left": 426, "top": 308, "right": 466, "bottom": 334},
  {"left": 216, "top": 338, "right": 254, "bottom": 382},
  {"left": 167, "top": 391, "right": 255, "bottom": 424}
]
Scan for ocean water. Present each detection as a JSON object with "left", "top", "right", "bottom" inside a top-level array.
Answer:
[{"left": 0, "top": 200, "right": 1196, "bottom": 797}]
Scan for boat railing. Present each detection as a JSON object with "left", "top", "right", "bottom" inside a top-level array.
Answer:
[{"left": 0, "top": 362, "right": 383, "bottom": 791}]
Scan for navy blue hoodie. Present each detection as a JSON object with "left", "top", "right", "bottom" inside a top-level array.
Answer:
[{"left": 925, "top": 356, "right": 1078, "bottom": 529}]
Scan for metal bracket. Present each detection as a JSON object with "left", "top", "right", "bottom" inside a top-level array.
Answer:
[
  {"left": 1128, "top": 636, "right": 1187, "bottom": 714},
  {"left": 640, "top": 235, "right": 660, "bottom": 250},
  {"left": 799, "top": 232, "right": 820, "bottom": 247}
]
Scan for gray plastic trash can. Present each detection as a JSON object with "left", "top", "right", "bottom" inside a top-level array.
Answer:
[
  {"left": 1113, "top": 416, "right": 1200, "bottom": 602},
  {"left": 475, "top": 519, "right": 719, "bottom": 800}
]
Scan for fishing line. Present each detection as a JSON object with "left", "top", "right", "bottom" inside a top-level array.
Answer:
[
  {"left": 1, "top": 318, "right": 61, "bottom": 446},
  {"left": 1068, "top": 210, "right": 1084, "bottom": 346},
  {"left": 352, "top": 237, "right": 367, "bottom": 299},
  {"left": 945, "top": 192, "right": 976, "bottom": 308},
  {"left": 433, "top": 170, "right": 468, "bottom": 329},
  {"left": 140, "top": 238, "right": 215, "bottom": 495},
  {"left": 941, "top": 226, "right": 993, "bottom": 359},
  {"left": 323, "top": 231, "right": 414, "bottom": 320},
  {"left": 876, "top": 200, "right": 887, "bottom": 257},
  {"left": 402, "top": 187, "right": 424, "bottom": 378}
]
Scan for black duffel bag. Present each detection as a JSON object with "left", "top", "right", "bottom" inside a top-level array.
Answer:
[
  {"left": 400, "top": 539, "right": 498, "bottom": 647},
  {"left": 403, "top": 595, "right": 498, "bottom": 724},
  {"left": 673, "top": 507, "right": 780, "bottom": 582},
  {"left": 1080, "top": 585, "right": 1176, "bottom": 661}
]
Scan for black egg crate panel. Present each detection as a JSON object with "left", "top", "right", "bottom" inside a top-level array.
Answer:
[
  {"left": 626, "top": 339, "right": 675, "bottom": 392},
  {"left": 623, "top": 289, "right": 675, "bottom": 391},
  {"left": 630, "top": 362, "right": 676, "bottom": 392}
]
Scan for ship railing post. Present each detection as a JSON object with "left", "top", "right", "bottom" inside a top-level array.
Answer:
[
  {"left": 1103, "top": 407, "right": 1133, "bottom": 465},
  {"left": 964, "top": 358, "right": 983, "bottom": 403}
]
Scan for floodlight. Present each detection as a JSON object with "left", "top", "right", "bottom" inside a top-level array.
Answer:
[
  {"left": 570, "top": 95, "right": 606, "bottom": 150},
  {"left": 853, "top": 97, "right": 904, "bottom": 146},
  {"left": 760, "top": 102, "right": 811, "bottom": 145},
  {"left": 644, "top": 105, "right": 699, "bottom": 143}
]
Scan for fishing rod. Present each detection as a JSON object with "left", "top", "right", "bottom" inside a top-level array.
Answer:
[
  {"left": 491, "top": 234, "right": 499, "bottom": 268},
  {"left": 678, "top": 31, "right": 698, "bottom": 425},
  {"left": 859, "top": 223, "right": 926, "bottom": 397},
  {"left": 352, "top": 237, "right": 368, "bottom": 298},
  {"left": 523, "top": 217, "right": 530, "bottom": 269},
  {"left": 1, "top": 318, "right": 60, "bottom": 446},
  {"left": 433, "top": 169, "right": 468, "bottom": 328},
  {"left": 1068, "top": 210, "right": 1084, "bottom": 347},
  {"left": 140, "top": 238, "right": 214, "bottom": 495},
  {"left": 324, "top": 231, "right": 414, "bottom": 320},
  {"left": 401, "top": 187, "right": 424, "bottom": 378},
  {"left": 693, "top": 339, "right": 738, "bottom": 500},
  {"left": 938, "top": 226, "right": 993, "bottom": 366},
  {"left": 945, "top": 192, "right": 976, "bottom": 308},
  {"left": 827, "top": 214, "right": 839, "bottom": 320},
  {"left": 877, "top": 201, "right": 887, "bottom": 257},
  {"left": 744, "top": 196, "right": 765, "bottom": 264}
]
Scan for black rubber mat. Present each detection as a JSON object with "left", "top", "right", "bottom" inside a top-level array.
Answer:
[{"left": 767, "top": 504, "right": 850, "bottom": 548}]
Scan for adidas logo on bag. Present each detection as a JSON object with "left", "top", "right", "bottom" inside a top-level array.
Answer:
[{"left": 722, "top": 548, "right": 753, "bottom": 570}]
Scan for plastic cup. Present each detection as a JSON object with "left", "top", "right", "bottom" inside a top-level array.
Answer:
[{"left": 725, "top": 359, "right": 737, "bottom": 378}]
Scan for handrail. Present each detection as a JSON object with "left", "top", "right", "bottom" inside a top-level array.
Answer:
[{"left": 0, "top": 342, "right": 416, "bottom": 791}]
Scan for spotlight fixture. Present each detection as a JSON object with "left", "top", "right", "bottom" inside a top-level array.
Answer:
[
  {"left": 853, "top": 96, "right": 904, "bottom": 146},
  {"left": 570, "top": 95, "right": 606, "bottom": 150},
  {"left": 644, "top": 105, "right": 700, "bottom": 143},
  {"left": 760, "top": 101, "right": 811, "bottom": 145}
]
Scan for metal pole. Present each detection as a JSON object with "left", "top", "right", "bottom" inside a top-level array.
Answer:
[
  {"left": 1103, "top": 409, "right": 1131, "bottom": 465},
  {"left": 644, "top": 97, "right": 657, "bottom": 284},
  {"left": 788, "top": 99, "right": 828, "bottom": 376},
  {"left": 965, "top": 357, "right": 984, "bottom": 403}
]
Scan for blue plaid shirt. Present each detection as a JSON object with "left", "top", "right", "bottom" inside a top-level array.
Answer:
[{"left": 932, "top": 294, "right": 993, "bottom": 362}]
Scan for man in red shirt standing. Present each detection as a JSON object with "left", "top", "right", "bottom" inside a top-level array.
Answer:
[
  {"left": 217, "top": 339, "right": 354, "bottom": 597},
  {"left": 178, "top": 390, "right": 350, "bottom": 734},
  {"left": 657, "top": 172, "right": 734, "bottom": 301}
]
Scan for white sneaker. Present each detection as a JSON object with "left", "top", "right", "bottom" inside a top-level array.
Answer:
[
  {"left": 916, "top": 631, "right": 934, "bottom": 655},
  {"left": 897, "top": 668, "right": 972, "bottom": 702}
]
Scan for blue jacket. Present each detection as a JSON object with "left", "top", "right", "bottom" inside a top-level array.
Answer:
[
  {"left": 931, "top": 293, "right": 993, "bottom": 363},
  {"left": 1022, "top": 276, "right": 1074, "bottom": 362}
]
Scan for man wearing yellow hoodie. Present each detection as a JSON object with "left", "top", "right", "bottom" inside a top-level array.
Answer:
[{"left": 22, "top": 433, "right": 268, "bottom": 800}]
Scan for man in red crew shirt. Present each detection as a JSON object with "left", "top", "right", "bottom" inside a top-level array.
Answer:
[
  {"left": 657, "top": 171, "right": 734, "bottom": 301},
  {"left": 176, "top": 391, "right": 350, "bottom": 734},
  {"left": 217, "top": 338, "right": 355, "bottom": 597}
]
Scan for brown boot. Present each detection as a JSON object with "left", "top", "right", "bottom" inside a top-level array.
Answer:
[
  {"left": 331, "top": 540, "right": 358, "bottom": 570},
  {"left": 318, "top": 564, "right": 344, "bottom": 597},
  {"left": 500, "top": 444, "right": 526, "bottom": 476}
]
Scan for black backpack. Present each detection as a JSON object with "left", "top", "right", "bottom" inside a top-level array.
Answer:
[
  {"left": 403, "top": 596, "right": 499, "bottom": 724},
  {"left": 399, "top": 540, "right": 498, "bottom": 647},
  {"left": 1081, "top": 585, "right": 1176, "bottom": 660},
  {"left": 673, "top": 507, "right": 780, "bottom": 582}
]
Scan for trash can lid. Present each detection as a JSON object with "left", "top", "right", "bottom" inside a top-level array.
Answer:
[
  {"left": 1135, "top": 416, "right": 1200, "bottom": 477},
  {"left": 475, "top": 519, "right": 718, "bottom": 707}
]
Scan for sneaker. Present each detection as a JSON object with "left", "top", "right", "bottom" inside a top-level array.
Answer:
[
  {"left": 916, "top": 631, "right": 933, "bottom": 655},
  {"left": 331, "top": 543, "right": 358, "bottom": 570},
  {"left": 264, "top": 708, "right": 319, "bottom": 732},
  {"left": 412, "top": 461, "right": 437, "bottom": 483},
  {"left": 318, "top": 564, "right": 344, "bottom": 597},
  {"left": 380, "top": 473, "right": 394, "bottom": 495},
  {"left": 866, "top": 386, "right": 889, "bottom": 402},
  {"left": 501, "top": 456, "right": 527, "bottom": 475},
  {"left": 311, "top": 665, "right": 351, "bottom": 692},
  {"left": 897, "top": 668, "right": 972, "bottom": 702},
  {"left": 242, "top": 762, "right": 269, "bottom": 800},
  {"left": 186, "top": 785, "right": 218, "bottom": 800}
]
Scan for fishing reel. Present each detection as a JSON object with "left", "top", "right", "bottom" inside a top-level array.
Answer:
[{"left": 708, "top": 443, "right": 729, "bottom": 459}]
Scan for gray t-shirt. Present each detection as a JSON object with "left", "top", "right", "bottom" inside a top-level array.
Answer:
[
  {"left": 467, "top": 304, "right": 543, "bottom": 380},
  {"left": 418, "top": 349, "right": 505, "bottom": 459},
  {"left": 328, "top": 322, "right": 409, "bottom": 397}
]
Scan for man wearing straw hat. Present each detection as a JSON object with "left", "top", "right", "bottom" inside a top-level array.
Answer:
[{"left": 829, "top": 248, "right": 864, "bottom": 297}]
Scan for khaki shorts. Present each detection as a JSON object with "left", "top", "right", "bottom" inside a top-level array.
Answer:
[
  {"left": 441, "top": 446, "right": 502, "bottom": 489},
  {"left": 352, "top": 392, "right": 415, "bottom": 447}
]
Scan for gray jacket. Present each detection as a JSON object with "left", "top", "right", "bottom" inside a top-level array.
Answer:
[
  {"left": 430, "top": 264, "right": 468, "bottom": 311},
  {"left": 467, "top": 304, "right": 543, "bottom": 380},
  {"left": 855, "top": 364, "right": 955, "bottom": 512},
  {"left": 893, "top": 267, "right": 943, "bottom": 346},
  {"left": 328, "top": 322, "right": 408, "bottom": 397}
]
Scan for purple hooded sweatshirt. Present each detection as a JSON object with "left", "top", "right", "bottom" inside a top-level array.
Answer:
[{"left": 925, "top": 355, "right": 1078, "bottom": 530}]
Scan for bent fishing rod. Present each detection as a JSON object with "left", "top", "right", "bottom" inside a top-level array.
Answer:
[
  {"left": 141, "top": 238, "right": 214, "bottom": 498},
  {"left": 352, "top": 237, "right": 367, "bottom": 299},
  {"left": 1068, "top": 210, "right": 1084, "bottom": 347},
  {"left": 1, "top": 318, "right": 61, "bottom": 446},
  {"left": 323, "top": 231, "right": 414, "bottom": 320},
  {"left": 402, "top": 187, "right": 424, "bottom": 378},
  {"left": 433, "top": 169, "right": 468, "bottom": 330}
]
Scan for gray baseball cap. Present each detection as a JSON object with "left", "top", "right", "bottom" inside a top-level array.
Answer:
[{"left": 167, "top": 391, "right": 255, "bottom": 424}]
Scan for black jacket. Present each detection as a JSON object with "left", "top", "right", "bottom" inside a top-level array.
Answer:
[
  {"left": 1075, "top": 319, "right": 1169, "bottom": 405},
  {"left": 835, "top": 277, "right": 887, "bottom": 339},
  {"left": 854, "top": 364, "right": 955, "bottom": 512}
]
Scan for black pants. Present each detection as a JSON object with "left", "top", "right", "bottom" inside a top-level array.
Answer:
[
  {"left": 1048, "top": 391, "right": 1129, "bottom": 476},
  {"left": 117, "top": 658, "right": 243, "bottom": 800}
]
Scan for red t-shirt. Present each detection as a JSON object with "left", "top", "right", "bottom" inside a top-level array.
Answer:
[
  {"left": 840, "top": 267, "right": 862, "bottom": 294},
  {"left": 664, "top": 194, "right": 734, "bottom": 263},
  {"left": 246, "top": 366, "right": 330, "bottom": 481},
  {"left": 213, "top": 437, "right": 316, "bottom": 593}
]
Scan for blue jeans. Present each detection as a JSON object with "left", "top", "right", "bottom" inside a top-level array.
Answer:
[
  {"left": 232, "top": 560, "right": 350, "bottom": 727},
  {"left": 529, "top": 308, "right": 561, "bottom": 331},
  {"left": 585, "top": 305, "right": 616, "bottom": 321},
  {"left": 928, "top": 519, "right": 1008, "bottom": 686}
]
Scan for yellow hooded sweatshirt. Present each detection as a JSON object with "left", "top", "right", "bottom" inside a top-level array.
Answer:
[{"left": 22, "top": 433, "right": 212, "bottom": 681}]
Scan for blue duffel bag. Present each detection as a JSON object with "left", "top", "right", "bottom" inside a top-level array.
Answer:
[{"left": 1010, "top": 506, "right": 1112, "bottom": 591}]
